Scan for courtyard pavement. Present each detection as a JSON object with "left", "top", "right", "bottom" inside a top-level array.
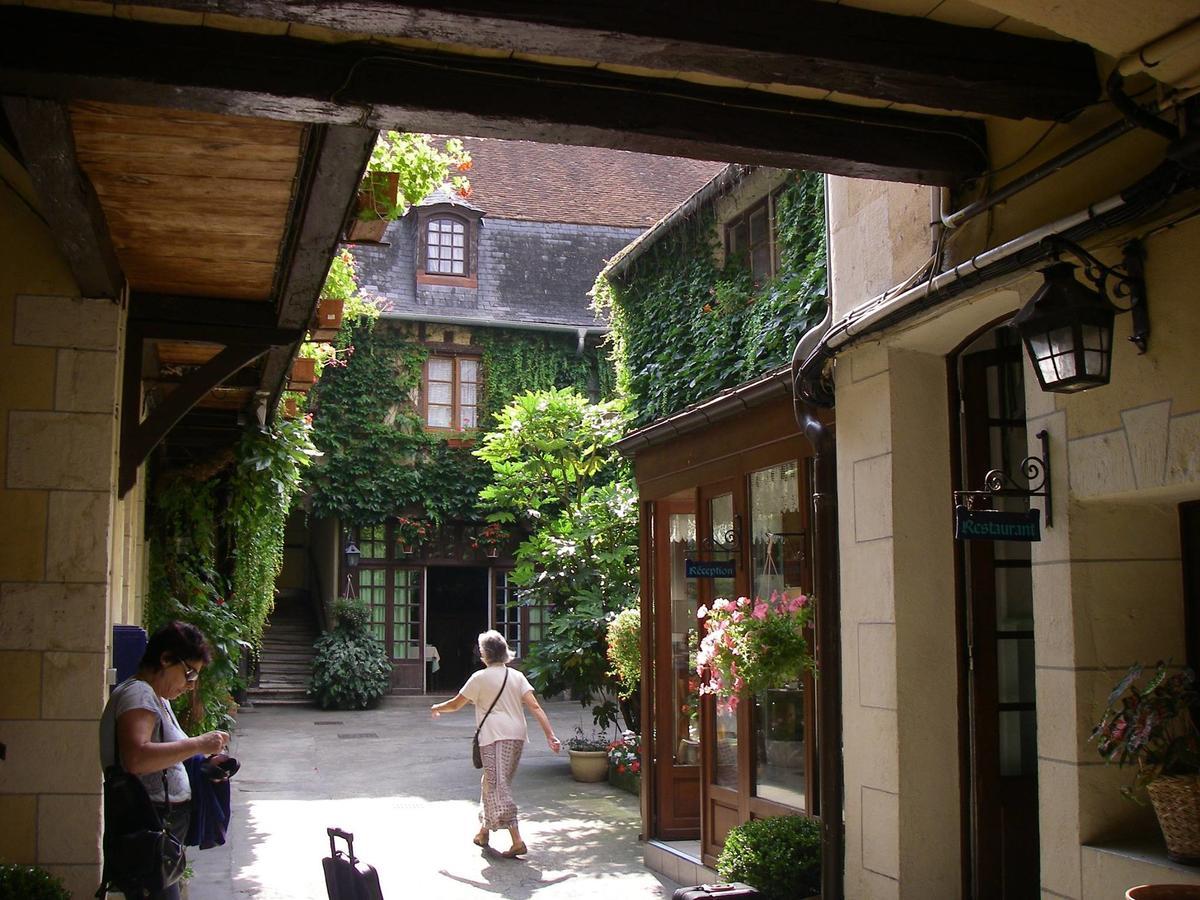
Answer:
[{"left": 187, "top": 696, "right": 678, "bottom": 899}]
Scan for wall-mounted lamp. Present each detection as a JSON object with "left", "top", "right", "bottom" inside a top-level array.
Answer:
[
  {"left": 1013, "top": 239, "right": 1147, "bottom": 394},
  {"left": 343, "top": 540, "right": 361, "bottom": 569}
]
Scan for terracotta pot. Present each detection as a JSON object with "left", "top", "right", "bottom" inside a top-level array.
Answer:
[
  {"left": 567, "top": 749, "right": 608, "bottom": 783},
  {"left": 345, "top": 172, "right": 399, "bottom": 243},
  {"left": 311, "top": 298, "right": 344, "bottom": 341},
  {"left": 1126, "top": 887, "right": 1200, "bottom": 899},
  {"left": 287, "top": 356, "right": 317, "bottom": 393},
  {"left": 283, "top": 397, "right": 299, "bottom": 418}
]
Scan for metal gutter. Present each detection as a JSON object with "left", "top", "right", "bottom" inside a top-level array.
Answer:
[
  {"left": 380, "top": 309, "right": 607, "bottom": 350},
  {"left": 613, "top": 365, "right": 792, "bottom": 456}
]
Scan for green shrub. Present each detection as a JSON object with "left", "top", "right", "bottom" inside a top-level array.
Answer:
[
  {"left": 0, "top": 864, "right": 69, "bottom": 900},
  {"left": 308, "top": 598, "right": 391, "bottom": 710},
  {"left": 716, "top": 814, "right": 821, "bottom": 900}
]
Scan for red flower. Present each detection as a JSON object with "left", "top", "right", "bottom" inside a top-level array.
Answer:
[
  {"left": 457, "top": 160, "right": 473, "bottom": 172},
  {"left": 630, "top": 760, "right": 640, "bottom": 773},
  {"left": 215, "top": 597, "right": 226, "bottom": 606},
  {"left": 455, "top": 185, "right": 473, "bottom": 199},
  {"left": 617, "top": 764, "right": 626, "bottom": 774}
]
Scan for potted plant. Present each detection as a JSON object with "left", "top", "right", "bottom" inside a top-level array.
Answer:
[
  {"left": 605, "top": 606, "right": 641, "bottom": 733},
  {"left": 606, "top": 730, "right": 641, "bottom": 794},
  {"left": 287, "top": 355, "right": 317, "bottom": 393},
  {"left": 716, "top": 814, "right": 822, "bottom": 899},
  {"left": 345, "top": 131, "right": 471, "bottom": 243},
  {"left": 393, "top": 515, "right": 430, "bottom": 555},
  {"left": 565, "top": 728, "right": 611, "bottom": 782},
  {"left": 697, "top": 593, "right": 815, "bottom": 703},
  {"left": 1093, "top": 661, "right": 1200, "bottom": 864},
  {"left": 308, "top": 597, "right": 391, "bottom": 710},
  {"left": 311, "top": 249, "right": 356, "bottom": 341},
  {"left": 470, "top": 522, "right": 510, "bottom": 559}
]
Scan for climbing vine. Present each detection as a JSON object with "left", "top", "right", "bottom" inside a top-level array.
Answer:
[
  {"left": 145, "top": 418, "right": 317, "bottom": 732},
  {"left": 306, "top": 322, "right": 616, "bottom": 525},
  {"left": 596, "top": 171, "right": 827, "bottom": 426}
]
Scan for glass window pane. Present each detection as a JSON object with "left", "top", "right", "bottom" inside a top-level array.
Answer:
[
  {"left": 997, "top": 637, "right": 1036, "bottom": 705},
  {"left": 755, "top": 687, "right": 806, "bottom": 809},
  {"left": 460, "top": 383, "right": 477, "bottom": 407},
  {"left": 998, "top": 709, "right": 1038, "bottom": 776},
  {"left": 428, "top": 405, "right": 452, "bottom": 428},
  {"left": 460, "top": 406, "right": 476, "bottom": 430},
  {"left": 669, "top": 509, "right": 699, "bottom": 766},
  {"left": 428, "top": 358, "right": 453, "bottom": 381},
  {"left": 708, "top": 495, "right": 739, "bottom": 788},
  {"left": 460, "top": 359, "right": 478, "bottom": 382},
  {"left": 428, "top": 382, "right": 452, "bottom": 405},
  {"left": 750, "top": 461, "right": 804, "bottom": 601}
]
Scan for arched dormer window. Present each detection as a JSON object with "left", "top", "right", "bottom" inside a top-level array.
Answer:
[{"left": 415, "top": 198, "right": 482, "bottom": 288}]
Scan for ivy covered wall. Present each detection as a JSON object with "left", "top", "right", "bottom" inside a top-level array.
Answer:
[
  {"left": 305, "top": 319, "right": 615, "bottom": 526},
  {"left": 596, "top": 170, "right": 827, "bottom": 427}
]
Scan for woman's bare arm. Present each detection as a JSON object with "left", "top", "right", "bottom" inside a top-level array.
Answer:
[
  {"left": 431, "top": 693, "right": 470, "bottom": 717},
  {"left": 522, "top": 692, "right": 561, "bottom": 752},
  {"left": 117, "top": 708, "right": 225, "bottom": 774}
]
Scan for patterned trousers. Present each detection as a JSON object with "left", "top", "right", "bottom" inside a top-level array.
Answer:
[{"left": 479, "top": 739, "right": 524, "bottom": 831}]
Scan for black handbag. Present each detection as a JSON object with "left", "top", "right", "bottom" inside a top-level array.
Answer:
[
  {"left": 96, "top": 697, "right": 187, "bottom": 898},
  {"left": 472, "top": 667, "right": 509, "bottom": 769}
]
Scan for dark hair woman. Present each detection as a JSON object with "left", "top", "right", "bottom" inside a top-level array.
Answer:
[
  {"left": 430, "top": 630, "right": 561, "bottom": 858},
  {"left": 98, "top": 621, "right": 230, "bottom": 900}
]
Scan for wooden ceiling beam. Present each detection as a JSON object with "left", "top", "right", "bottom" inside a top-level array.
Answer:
[
  {"left": 2, "top": 96, "right": 124, "bottom": 298},
  {"left": 0, "top": 8, "right": 986, "bottom": 186},
  {"left": 133, "top": 0, "right": 1099, "bottom": 120}
]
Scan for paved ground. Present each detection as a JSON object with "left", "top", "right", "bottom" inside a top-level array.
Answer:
[{"left": 187, "top": 696, "right": 678, "bottom": 899}]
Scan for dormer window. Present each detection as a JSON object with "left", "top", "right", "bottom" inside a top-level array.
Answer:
[
  {"left": 415, "top": 199, "right": 482, "bottom": 288},
  {"left": 425, "top": 215, "right": 467, "bottom": 276}
]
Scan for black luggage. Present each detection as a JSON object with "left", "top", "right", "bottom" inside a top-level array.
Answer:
[
  {"left": 322, "top": 827, "right": 384, "bottom": 900},
  {"left": 673, "top": 884, "right": 762, "bottom": 900}
]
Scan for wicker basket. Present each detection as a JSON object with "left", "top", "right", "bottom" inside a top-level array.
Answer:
[{"left": 1147, "top": 775, "right": 1200, "bottom": 865}]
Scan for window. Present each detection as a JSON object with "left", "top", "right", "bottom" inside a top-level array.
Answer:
[
  {"left": 424, "top": 355, "right": 479, "bottom": 431},
  {"left": 725, "top": 197, "right": 778, "bottom": 287},
  {"left": 493, "top": 569, "right": 549, "bottom": 659},
  {"left": 425, "top": 215, "right": 467, "bottom": 276}
]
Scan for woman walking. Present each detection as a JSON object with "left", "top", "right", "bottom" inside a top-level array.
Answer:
[
  {"left": 431, "top": 630, "right": 561, "bottom": 857},
  {"left": 99, "top": 621, "right": 230, "bottom": 899}
]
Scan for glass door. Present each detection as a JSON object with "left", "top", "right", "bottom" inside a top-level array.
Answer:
[{"left": 651, "top": 493, "right": 701, "bottom": 838}]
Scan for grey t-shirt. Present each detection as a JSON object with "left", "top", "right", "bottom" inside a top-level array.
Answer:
[{"left": 99, "top": 678, "right": 192, "bottom": 803}]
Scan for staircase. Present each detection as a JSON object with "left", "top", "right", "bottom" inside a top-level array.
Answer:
[{"left": 246, "top": 590, "right": 321, "bottom": 706}]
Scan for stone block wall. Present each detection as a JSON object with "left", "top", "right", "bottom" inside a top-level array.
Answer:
[{"left": 0, "top": 154, "right": 125, "bottom": 898}]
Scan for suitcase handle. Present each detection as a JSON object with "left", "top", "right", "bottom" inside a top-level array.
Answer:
[{"left": 327, "top": 827, "right": 357, "bottom": 862}]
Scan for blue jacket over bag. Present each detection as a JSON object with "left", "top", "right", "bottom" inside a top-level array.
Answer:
[{"left": 183, "top": 755, "right": 232, "bottom": 850}]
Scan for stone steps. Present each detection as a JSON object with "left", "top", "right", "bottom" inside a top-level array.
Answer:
[{"left": 247, "top": 595, "right": 320, "bottom": 707}]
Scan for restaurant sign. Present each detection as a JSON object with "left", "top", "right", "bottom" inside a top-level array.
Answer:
[
  {"left": 685, "top": 558, "right": 736, "bottom": 578},
  {"left": 954, "top": 506, "right": 1041, "bottom": 542}
]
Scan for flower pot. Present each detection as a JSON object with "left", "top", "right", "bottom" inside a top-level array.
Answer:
[
  {"left": 485, "top": 547, "right": 500, "bottom": 559},
  {"left": 345, "top": 172, "right": 399, "bottom": 243},
  {"left": 311, "top": 298, "right": 344, "bottom": 341},
  {"left": 1147, "top": 776, "right": 1200, "bottom": 864},
  {"left": 287, "top": 356, "right": 317, "bottom": 393},
  {"left": 397, "top": 544, "right": 413, "bottom": 555},
  {"left": 567, "top": 749, "right": 609, "bottom": 783},
  {"left": 608, "top": 763, "right": 641, "bottom": 795},
  {"left": 282, "top": 397, "right": 299, "bottom": 418}
]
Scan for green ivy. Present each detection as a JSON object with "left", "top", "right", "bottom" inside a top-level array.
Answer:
[
  {"left": 307, "top": 322, "right": 615, "bottom": 525},
  {"left": 596, "top": 171, "right": 827, "bottom": 427},
  {"left": 145, "top": 420, "right": 317, "bottom": 733}
]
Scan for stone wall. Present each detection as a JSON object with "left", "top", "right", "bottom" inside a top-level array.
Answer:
[{"left": 0, "top": 149, "right": 126, "bottom": 898}]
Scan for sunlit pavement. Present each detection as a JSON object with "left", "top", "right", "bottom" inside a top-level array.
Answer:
[{"left": 187, "top": 697, "right": 676, "bottom": 899}]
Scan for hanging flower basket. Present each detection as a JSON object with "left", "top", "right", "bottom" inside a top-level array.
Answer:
[
  {"left": 311, "top": 298, "right": 345, "bottom": 342},
  {"left": 287, "top": 356, "right": 317, "bottom": 393},
  {"left": 345, "top": 172, "right": 400, "bottom": 243},
  {"left": 469, "top": 522, "right": 510, "bottom": 559},
  {"left": 696, "top": 593, "right": 815, "bottom": 702},
  {"left": 1147, "top": 775, "right": 1200, "bottom": 864}
]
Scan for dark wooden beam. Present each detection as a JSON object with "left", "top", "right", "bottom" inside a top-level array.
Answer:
[
  {"left": 130, "top": 1, "right": 1099, "bottom": 120},
  {"left": 2, "top": 96, "right": 124, "bottom": 298},
  {"left": 119, "top": 321, "right": 272, "bottom": 495},
  {"left": 139, "top": 321, "right": 304, "bottom": 346},
  {"left": 130, "top": 292, "right": 280, "bottom": 330},
  {"left": 0, "top": 7, "right": 987, "bottom": 185}
]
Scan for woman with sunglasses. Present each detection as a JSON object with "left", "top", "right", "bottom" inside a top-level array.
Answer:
[{"left": 99, "top": 621, "right": 230, "bottom": 900}]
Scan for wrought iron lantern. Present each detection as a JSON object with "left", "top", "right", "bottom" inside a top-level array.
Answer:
[
  {"left": 1013, "top": 239, "right": 1147, "bottom": 394},
  {"left": 343, "top": 539, "right": 361, "bottom": 569}
]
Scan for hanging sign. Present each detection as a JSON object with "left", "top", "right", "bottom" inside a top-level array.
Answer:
[
  {"left": 685, "top": 558, "right": 736, "bottom": 578},
  {"left": 954, "top": 506, "right": 1041, "bottom": 542}
]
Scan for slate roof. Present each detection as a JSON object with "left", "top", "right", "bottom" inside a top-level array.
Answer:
[
  {"left": 443, "top": 136, "right": 725, "bottom": 227},
  {"left": 354, "top": 137, "right": 722, "bottom": 329}
]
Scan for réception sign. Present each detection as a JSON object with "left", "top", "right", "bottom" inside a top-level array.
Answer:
[
  {"left": 685, "top": 558, "right": 736, "bottom": 578},
  {"left": 954, "top": 506, "right": 1041, "bottom": 542}
]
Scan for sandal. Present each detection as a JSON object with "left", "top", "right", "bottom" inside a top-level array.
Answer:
[
  {"left": 473, "top": 831, "right": 489, "bottom": 848},
  {"left": 501, "top": 842, "right": 527, "bottom": 858}
]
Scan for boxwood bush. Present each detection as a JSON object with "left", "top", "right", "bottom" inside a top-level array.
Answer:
[
  {"left": 0, "top": 864, "right": 69, "bottom": 900},
  {"left": 716, "top": 814, "right": 821, "bottom": 900},
  {"left": 308, "top": 598, "right": 392, "bottom": 710}
]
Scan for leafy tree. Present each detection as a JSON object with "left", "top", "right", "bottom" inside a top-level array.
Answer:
[{"left": 474, "top": 389, "right": 638, "bottom": 729}]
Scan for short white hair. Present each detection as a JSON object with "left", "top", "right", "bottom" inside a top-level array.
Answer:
[{"left": 478, "top": 630, "right": 514, "bottom": 664}]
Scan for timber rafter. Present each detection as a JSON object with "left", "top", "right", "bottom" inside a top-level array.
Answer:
[{"left": 0, "top": 7, "right": 988, "bottom": 185}]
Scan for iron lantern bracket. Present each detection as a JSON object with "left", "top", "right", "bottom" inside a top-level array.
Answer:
[{"left": 1044, "top": 236, "right": 1149, "bottom": 353}]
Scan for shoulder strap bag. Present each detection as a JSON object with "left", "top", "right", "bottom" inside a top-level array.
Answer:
[
  {"left": 472, "top": 667, "right": 510, "bottom": 769},
  {"left": 96, "top": 687, "right": 187, "bottom": 898}
]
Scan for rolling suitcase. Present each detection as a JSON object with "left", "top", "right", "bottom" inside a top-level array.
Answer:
[
  {"left": 673, "top": 883, "right": 762, "bottom": 900},
  {"left": 322, "top": 827, "right": 384, "bottom": 900}
]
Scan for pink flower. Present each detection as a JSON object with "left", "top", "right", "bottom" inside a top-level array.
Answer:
[
  {"left": 736, "top": 596, "right": 749, "bottom": 608},
  {"left": 712, "top": 597, "right": 730, "bottom": 611},
  {"left": 752, "top": 601, "right": 768, "bottom": 620},
  {"left": 731, "top": 611, "right": 744, "bottom": 623}
]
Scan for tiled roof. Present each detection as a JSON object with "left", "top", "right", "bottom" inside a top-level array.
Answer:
[{"left": 441, "top": 136, "right": 725, "bottom": 227}]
